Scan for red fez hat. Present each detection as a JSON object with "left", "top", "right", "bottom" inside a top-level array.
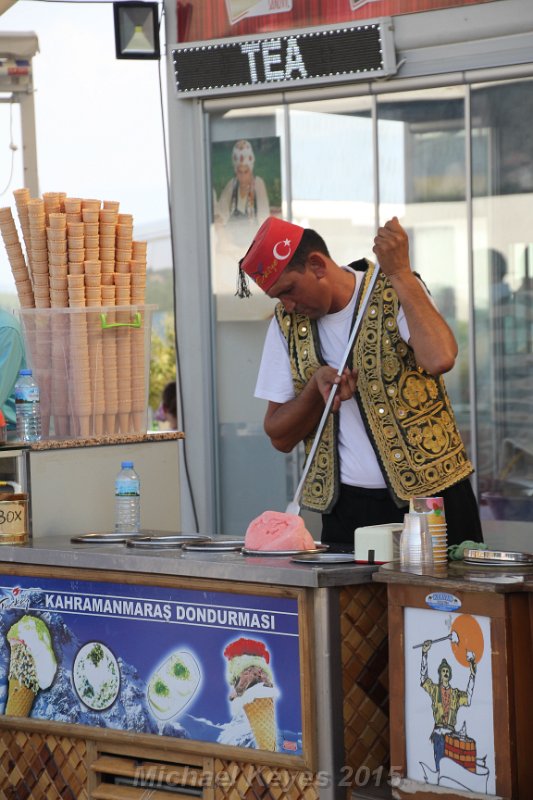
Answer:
[{"left": 238, "top": 216, "right": 305, "bottom": 295}]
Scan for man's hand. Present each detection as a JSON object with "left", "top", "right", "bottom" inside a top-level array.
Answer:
[
  {"left": 372, "top": 216, "right": 411, "bottom": 278},
  {"left": 315, "top": 366, "right": 358, "bottom": 412},
  {"left": 422, "top": 640, "right": 432, "bottom": 654}
]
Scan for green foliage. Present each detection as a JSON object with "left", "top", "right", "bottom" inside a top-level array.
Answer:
[{"left": 149, "top": 312, "right": 176, "bottom": 410}]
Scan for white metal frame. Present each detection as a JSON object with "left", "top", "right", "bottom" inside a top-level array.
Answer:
[
  {"left": 164, "top": 0, "right": 533, "bottom": 535},
  {"left": 0, "top": 32, "right": 40, "bottom": 196}
]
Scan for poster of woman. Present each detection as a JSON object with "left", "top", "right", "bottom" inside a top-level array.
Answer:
[{"left": 211, "top": 136, "right": 281, "bottom": 316}]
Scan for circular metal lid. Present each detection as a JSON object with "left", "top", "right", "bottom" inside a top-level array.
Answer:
[
  {"left": 126, "top": 534, "right": 212, "bottom": 549},
  {"left": 71, "top": 532, "right": 144, "bottom": 544},
  {"left": 241, "top": 543, "right": 328, "bottom": 557}
]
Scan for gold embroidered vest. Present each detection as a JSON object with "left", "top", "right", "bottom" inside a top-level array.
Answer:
[{"left": 275, "top": 261, "right": 474, "bottom": 512}]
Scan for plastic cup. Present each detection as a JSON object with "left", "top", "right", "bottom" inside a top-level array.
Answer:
[{"left": 400, "top": 512, "right": 433, "bottom": 568}]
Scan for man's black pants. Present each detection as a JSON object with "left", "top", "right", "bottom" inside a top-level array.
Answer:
[{"left": 321, "top": 478, "right": 483, "bottom": 548}]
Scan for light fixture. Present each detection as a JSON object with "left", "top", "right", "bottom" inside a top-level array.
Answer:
[{"left": 113, "top": 1, "right": 160, "bottom": 60}]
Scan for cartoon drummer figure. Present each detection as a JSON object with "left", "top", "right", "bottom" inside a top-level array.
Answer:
[{"left": 420, "top": 638, "right": 476, "bottom": 770}]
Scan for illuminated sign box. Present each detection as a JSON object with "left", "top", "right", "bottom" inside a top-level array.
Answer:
[{"left": 172, "top": 19, "right": 396, "bottom": 97}]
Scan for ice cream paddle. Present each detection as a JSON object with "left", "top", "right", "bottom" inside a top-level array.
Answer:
[{"left": 285, "top": 263, "right": 381, "bottom": 516}]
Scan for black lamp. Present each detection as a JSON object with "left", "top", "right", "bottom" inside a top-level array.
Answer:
[{"left": 113, "top": 1, "right": 160, "bottom": 60}]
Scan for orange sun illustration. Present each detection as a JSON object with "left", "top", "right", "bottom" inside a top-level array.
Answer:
[{"left": 450, "top": 614, "right": 485, "bottom": 667}]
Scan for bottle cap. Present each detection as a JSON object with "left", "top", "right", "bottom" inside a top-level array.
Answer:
[
  {"left": 19, "top": 369, "right": 32, "bottom": 376},
  {"left": 121, "top": 461, "right": 134, "bottom": 468}
]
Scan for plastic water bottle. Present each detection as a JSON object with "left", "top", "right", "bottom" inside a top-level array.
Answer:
[
  {"left": 14, "top": 369, "right": 42, "bottom": 442},
  {"left": 114, "top": 461, "right": 141, "bottom": 533}
]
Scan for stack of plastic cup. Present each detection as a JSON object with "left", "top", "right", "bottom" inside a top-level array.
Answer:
[
  {"left": 410, "top": 497, "right": 447, "bottom": 566},
  {"left": 399, "top": 512, "right": 434, "bottom": 569}
]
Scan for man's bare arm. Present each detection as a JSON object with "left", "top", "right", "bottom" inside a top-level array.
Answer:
[
  {"left": 373, "top": 217, "right": 458, "bottom": 376},
  {"left": 264, "top": 367, "right": 357, "bottom": 452}
]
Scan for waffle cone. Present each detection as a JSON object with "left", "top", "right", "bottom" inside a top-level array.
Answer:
[
  {"left": 5, "top": 678, "right": 37, "bottom": 717},
  {"left": 243, "top": 696, "right": 276, "bottom": 751}
]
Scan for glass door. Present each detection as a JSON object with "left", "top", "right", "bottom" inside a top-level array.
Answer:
[
  {"left": 376, "top": 86, "right": 470, "bottom": 443},
  {"left": 471, "top": 78, "right": 533, "bottom": 524},
  {"left": 209, "top": 105, "right": 289, "bottom": 535}
]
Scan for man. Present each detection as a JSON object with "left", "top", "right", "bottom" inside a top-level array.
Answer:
[
  {"left": 0, "top": 307, "right": 26, "bottom": 430},
  {"left": 420, "top": 640, "right": 476, "bottom": 770},
  {"left": 237, "top": 215, "right": 482, "bottom": 547}
]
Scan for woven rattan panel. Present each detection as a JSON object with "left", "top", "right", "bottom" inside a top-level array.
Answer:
[
  {"left": 340, "top": 583, "right": 389, "bottom": 780},
  {"left": 0, "top": 730, "right": 87, "bottom": 799},
  {"left": 213, "top": 759, "right": 319, "bottom": 800}
]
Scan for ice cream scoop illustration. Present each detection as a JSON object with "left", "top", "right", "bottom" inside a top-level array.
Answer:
[
  {"left": 223, "top": 637, "right": 278, "bottom": 751},
  {"left": 147, "top": 650, "right": 201, "bottom": 720},
  {"left": 73, "top": 642, "right": 120, "bottom": 711},
  {"left": 5, "top": 615, "right": 57, "bottom": 717}
]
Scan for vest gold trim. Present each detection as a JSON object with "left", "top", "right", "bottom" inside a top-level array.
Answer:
[{"left": 276, "top": 261, "right": 473, "bottom": 512}]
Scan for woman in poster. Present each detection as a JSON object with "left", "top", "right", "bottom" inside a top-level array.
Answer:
[{"left": 216, "top": 140, "right": 270, "bottom": 226}]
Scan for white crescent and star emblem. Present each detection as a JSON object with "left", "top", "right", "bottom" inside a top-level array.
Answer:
[{"left": 272, "top": 238, "right": 292, "bottom": 261}]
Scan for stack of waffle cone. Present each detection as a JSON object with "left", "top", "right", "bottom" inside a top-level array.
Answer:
[
  {"left": 115, "top": 276, "right": 132, "bottom": 433},
  {"left": 48, "top": 212, "right": 69, "bottom": 436},
  {"left": 1, "top": 189, "right": 151, "bottom": 438},
  {"left": 0, "top": 206, "right": 34, "bottom": 308},
  {"left": 43, "top": 191, "right": 61, "bottom": 225},
  {"left": 12, "top": 188, "right": 32, "bottom": 280},
  {"left": 85, "top": 262, "right": 105, "bottom": 435},
  {"left": 27, "top": 198, "right": 53, "bottom": 436},
  {"left": 130, "top": 249, "right": 147, "bottom": 432},
  {"left": 27, "top": 198, "right": 49, "bottom": 308},
  {"left": 100, "top": 201, "right": 119, "bottom": 420},
  {"left": 70, "top": 306, "right": 92, "bottom": 438},
  {"left": 102, "top": 289, "right": 119, "bottom": 434},
  {"left": 243, "top": 696, "right": 277, "bottom": 751}
]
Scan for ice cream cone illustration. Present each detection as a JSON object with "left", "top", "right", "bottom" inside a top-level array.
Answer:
[
  {"left": 243, "top": 694, "right": 276, "bottom": 750},
  {"left": 5, "top": 615, "right": 57, "bottom": 717},
  {"left": 223, "top": 637, "right": 278, "bottom": 751}
]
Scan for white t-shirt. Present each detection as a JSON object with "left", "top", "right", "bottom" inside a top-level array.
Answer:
[{"left": 254, "top": 267, "right": 411, "bottom": 489}]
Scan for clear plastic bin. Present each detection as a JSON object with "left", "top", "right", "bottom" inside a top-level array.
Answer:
[{"left": 19, "top": 305, "right": 156, "bottom": 440}]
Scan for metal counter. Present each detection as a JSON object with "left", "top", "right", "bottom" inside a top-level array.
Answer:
[{"left": 0, "top": 534, "right": 377, "bottom": 588}]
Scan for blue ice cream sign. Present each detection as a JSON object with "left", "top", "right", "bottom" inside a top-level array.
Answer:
[{"left": 0, "top": 577, "right": 303, "bottom": 755}]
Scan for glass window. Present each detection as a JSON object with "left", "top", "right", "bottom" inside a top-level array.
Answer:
[
  {"left": 377, "top": 87, "right": 471, "bottom": 445},
  {"left": 472, "top": 78, "right": 533, "bottom": 524},
  {"left": 209, "top": 106, "right": 291, "bottom": 534},
  {"left": 289, "top": 96, "right": 375, "bottom": 263}
]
